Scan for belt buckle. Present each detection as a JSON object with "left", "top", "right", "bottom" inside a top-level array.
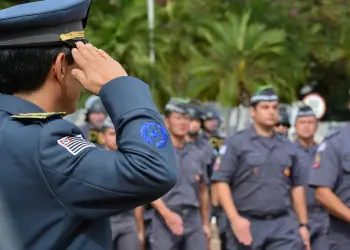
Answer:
[
  {"left": 182, "top": 208, "right": 188, "bottom": 216},
  {"left": 265, "top": 215, "right": 274, "bottom": 220}
]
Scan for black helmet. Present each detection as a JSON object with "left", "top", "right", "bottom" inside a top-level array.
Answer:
[
  {"left": 202, "top": 106, "right": 221, "bottom": 124},
  {"left": 277, "top": 111, "right": 290, "bottom": 128},
  {"left": 102, "top": 116, "right": 114, "bottom": 130},
  {"left": 186, "top": 104, "right": 203, "bottom": 120},
  {"left": 164, "top": 98, "right": 188, "bottom": 116},
  {"left": 88, "top": 99, "right": 106, "bottom": 113},
  {"left": 85, "top": 98, "right": 107, "bottom": 122}
]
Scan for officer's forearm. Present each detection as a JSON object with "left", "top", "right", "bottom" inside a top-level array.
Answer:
[
  {"left": 291, "top": 186, "right": 308, "bottom": 224},
  {"left": 211, "top": 184, "right": 220, "bottom": 207},
  {"left": 152, "top": 199, "right": 172, "bottom": 218},
  {"left": 214, "top": 182, "right": 240, "bottom": 223},
  {"left": 316, "top": 187, "right": 350, "bottom": 223},
  {"left": 134, "top": 206, "right": 145, "bottom": 236},
  {"left": 199, "top": 183, "right": 210, "bottom": 225}
]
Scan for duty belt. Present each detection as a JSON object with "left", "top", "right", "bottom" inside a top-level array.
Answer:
[
  {"left": 241, "top": 211, "right": 288, "bottom": 220},
  {"left": 307, "top": 206, "right": 324, "bottom": 213}
]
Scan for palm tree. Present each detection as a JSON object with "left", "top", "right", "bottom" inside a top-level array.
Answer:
[
  {"left": 151, "top": 0, "right": 217, "bottom": 109},
  {"left": 187, "top": 10, "right": 293, "bottom": 106},
  {"left": 81, "top": 0, "right": 151, "bottom": 106}
]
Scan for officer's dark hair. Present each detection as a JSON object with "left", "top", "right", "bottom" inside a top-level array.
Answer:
[
  {"left": 250, "top": 103, "right": 258, "bottom": 109},
  {"left": 0, "top": 46, "right": 74, "bottom": 95},
  {"left": 164, "top": 111, "right": 172, "bottom": 118}
]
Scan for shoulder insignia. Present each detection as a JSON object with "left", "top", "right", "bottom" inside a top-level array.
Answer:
[
  {"left": 140, "top": 122, "right": 168, "bottom": 149},
  {"left": 11, "top": 112, "right": 66, "bottom": 120},
  {"left": 209, "top": 136, "right": 224, "bottom": 150},
  {"left": 312, "top": 152, "right": 321, "bottom": 168},
  {"left": 317, "top": 142, "right": 326, "bottom": 152}
]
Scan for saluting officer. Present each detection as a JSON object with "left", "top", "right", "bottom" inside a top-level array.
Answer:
[
  {"left": 151, "top": 100, "right": 210, "bottom": 250},
  {"left": 101, "top": 117, "right": 144, "bottom": 250},
  {"left": 79, "top": 96, "right": 107, "bottom": 146},
  {"left": 309, "top": 119, "right": 350, "bottom": 249},
  {"left": 294, "top": 105, "right": 329, "bottom": 249},
  {"left": 212, "top": 87, "right": 310, "bottom": 250},
  {"left": 0, "top": 1, "right": 177, "bottom": 249}
]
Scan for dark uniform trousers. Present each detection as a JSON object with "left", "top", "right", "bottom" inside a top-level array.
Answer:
[
  {"left": 111, "top": 213, "right": 140, "bottom": 250},
  {"left": 144, "top": 206, "right": 154, "bottom": 250},
  {"left": 152, "top": 206, "right": 207, "bottom": 250},
  {"left": 213, "top": 206, "right": 228, "bottom": 250},
  {"left": 226, "top": 213, "right": 304, "bottom": 250},
  {"left": 328, "top": 216, "right": 350, "bottom": 250},
  {"left": 308, "top": 207, "right": 329, "bottom": 250}
]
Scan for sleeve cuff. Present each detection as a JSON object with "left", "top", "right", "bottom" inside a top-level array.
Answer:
[{"left": 211, "top": 174, "right": 231, "bottom": 183}]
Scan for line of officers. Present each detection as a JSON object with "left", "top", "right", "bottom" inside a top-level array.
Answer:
[{"left": 77, "top": 86, "right": 350, "bottom": 250}]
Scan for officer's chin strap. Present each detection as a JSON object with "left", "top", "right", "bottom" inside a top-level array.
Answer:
[
  {"left": 188, "top": 131, "right": 199, "bottom": 138},
  {"left": 203, "top": 127, "right": 219, "bottom": 137},
  {"left": 275, "top": 132, "right": 287, "bottom": 137}
]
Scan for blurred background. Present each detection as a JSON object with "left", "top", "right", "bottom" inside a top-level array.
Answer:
[{"left": 2, "top": 0, "right": 350, "bottom": 139}]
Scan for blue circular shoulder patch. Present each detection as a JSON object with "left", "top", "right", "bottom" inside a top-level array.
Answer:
[{"left": 139, "top": 122, "right": 168, "bottom": 149}]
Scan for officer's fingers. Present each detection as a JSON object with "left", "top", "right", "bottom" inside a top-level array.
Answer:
[
  {"left": 76, "top": 42, "right": 95, "bottom": 62},
  {"left": 98, "top": 49, "right": 113, "bottom": 61},
  {"left": 71, "top": 69, "right": 87, "bottom": 85},
  {"left": 72, "top": 48, "right": 89, "bottom": 71},
  {"left": 85, "top": 44, "right": 103, "bottom": 61}
]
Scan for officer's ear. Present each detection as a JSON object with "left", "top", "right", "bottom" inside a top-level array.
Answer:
[{"left": 53, "top": 52, "right": 67, "bottom": 85}]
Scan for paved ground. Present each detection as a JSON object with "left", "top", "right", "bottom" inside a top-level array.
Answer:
[{"left": 210, "top": 222, "right": 221, "bottom": 250}]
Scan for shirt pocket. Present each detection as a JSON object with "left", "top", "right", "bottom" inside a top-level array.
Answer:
[
  {"left": 185, "top": 160, "right": 203, "bottom": 186},
  {"left": 245, "top": 152, "right": 265, "bottom": 166},
  {"left": 276, "top": 153, "right": 293, "bottom": 183},
  {"left": 242, "top": 152, "right": 266, "bottom": 179}
]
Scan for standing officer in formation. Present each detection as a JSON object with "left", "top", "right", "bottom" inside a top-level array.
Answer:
[
  {"left": 79, "top": 96, "right": 107, "bottom": 146},
  {"left": 294, "top": 105, "right": 329, "bottom": 249},
  {"left": 200, "top": 106, "right": 228, "bottom": 250},
  {"left": 151, "top": 100, "right": 210, "bottom": 250},
  {"left": 212, "top": 87, "right": 310, "bottom": 250},
  {"left": 0, "top": 0, "right": 178, "bottom": 249},
  {"left": 186, "top": 103, "right": 228, "bottom": 250},
  {"left": 274, "top": 109, "right": 291, "bottom": 138},
  {"left": 186, "top": 103, "right": 214, "bottom": 159},
  {"left": 100, "top": 117, "right": 145, "bottom": 250},
  {"left": 309, "top": 115, "right": 350, "bottom": 249}
]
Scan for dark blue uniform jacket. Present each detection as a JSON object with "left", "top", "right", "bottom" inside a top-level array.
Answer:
[{"left": 0, "top": 77, "right": 178, "bottom": 250}]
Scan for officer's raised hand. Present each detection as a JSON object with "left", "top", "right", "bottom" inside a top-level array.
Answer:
[
  {"left": 71, "top": 41, "right": 127, "bottom": 95},
  {"left": 231, "top": 216, "right": 253, "bottom": 246}
]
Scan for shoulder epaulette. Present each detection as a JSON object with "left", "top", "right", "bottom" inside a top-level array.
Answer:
[{"left": 11, "top": 112, "right": 66, "bottom": 121}]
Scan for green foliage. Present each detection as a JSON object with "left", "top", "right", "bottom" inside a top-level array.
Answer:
[{"left": 2, "top": 0, "right": 350, "bottom": 111}]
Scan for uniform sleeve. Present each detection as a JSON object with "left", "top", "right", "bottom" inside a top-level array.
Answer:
[
  {"left": 211, "top": 135, "right": 239, "bottom": 184},
  {"left": 200, "top": 153, "right": 210, "bottom": 185},
  {"left": 309, "top": 139, "right": 340, "bottom": 189},
  {"left": 291, "top": 148, "right": 306, "bottom": 187},
  {"left": 38, "top": 76, "right": 178, "bottom": 219}
]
